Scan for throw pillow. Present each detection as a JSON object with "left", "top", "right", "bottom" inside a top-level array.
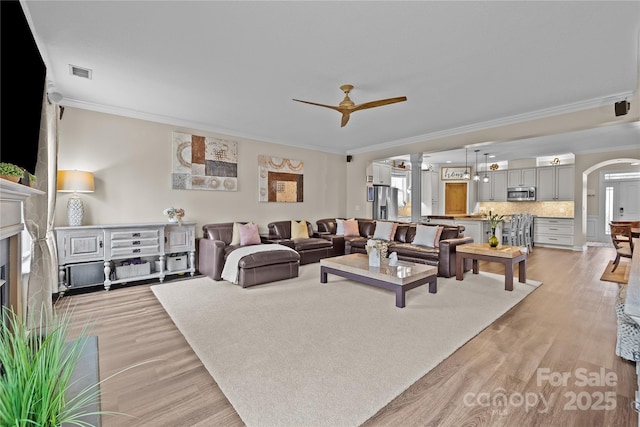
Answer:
[
  {"left": 434, "top": 226, "right": 444, "bottom": 248},
  {"left": 343, "top": 219, "right": 360, "bottom": 237},
  {"left": 238, "top": 222, "right": 261, "bottom": 246},
  {"left": 291, "top": 220, "right": 310, "bottom": 239},
  {"left": 372, "top": 221, "right": 397, "bottom": 241},
  {"left": 335, "top": 219, "right": 345, "bottom": 236},
  {"left": 413, "top": 224, "right": 443, "bottom": 248},
  {"left": 230, "top": 222, "right": 241, "bottom": 246}
]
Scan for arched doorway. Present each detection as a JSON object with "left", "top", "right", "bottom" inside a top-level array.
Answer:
[{"left": 582, "top": 158, "right": 640, "bottom": 245}]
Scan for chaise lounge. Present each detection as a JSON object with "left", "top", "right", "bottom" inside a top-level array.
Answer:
[{"left": 198, "top": 222, "right": 300, "bottom": 287}]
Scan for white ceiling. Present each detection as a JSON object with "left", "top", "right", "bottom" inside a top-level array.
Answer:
[{"left": 23, "top": 1, "right": 640, "bottom": 160}]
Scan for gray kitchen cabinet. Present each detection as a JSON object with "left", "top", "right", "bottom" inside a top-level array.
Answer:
[
  {"left": 537, "top": 165, "right": 574, "bottom": 201},
  {"left": 507, "top": 168, "right": 536, "bottom": 187},
  {"left": 478, "top": 170, "right": 507, "bottom": 201}
]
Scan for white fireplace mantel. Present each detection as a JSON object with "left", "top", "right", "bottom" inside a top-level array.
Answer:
[{"left": 0, "top": 178, "right": 44, "bottom": 317}]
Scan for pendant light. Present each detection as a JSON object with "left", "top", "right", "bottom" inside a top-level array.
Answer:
[
  {"left": 463, "top": 148, "right": 470, "bottom": 180},
  {"left": 483, "top": 153, "right": 490, "bottom": 183},
  {"left": 473, "top": 149, "right": 480, "bottom": 181}
]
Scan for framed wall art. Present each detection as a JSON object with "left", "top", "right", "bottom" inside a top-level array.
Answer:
[
  {"left": 258, "top": 155, "right": 304, "bottom": 202},
  {"left": 171, "top": 132, "right": 238, "bottom": 191}
]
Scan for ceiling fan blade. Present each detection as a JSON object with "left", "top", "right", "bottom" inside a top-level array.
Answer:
[
  {"left": 292, "top": 99, "right": 341, "bottom": 112},
  {"left": 341, "top": 112, "right": 351, "bottom": 128},
  {"left": 353, "top": 96, "right": 407, "bottom": 112}
]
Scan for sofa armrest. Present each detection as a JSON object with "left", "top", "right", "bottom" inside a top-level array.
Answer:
[
  {"left": 198, "top": 238, "right": 227, "bottom": 280},
  {"left": 438, "top": 237, "right": 474, "bottom": 278}
]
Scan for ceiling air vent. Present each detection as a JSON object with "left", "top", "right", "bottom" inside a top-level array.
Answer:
[{"left": 69, "top": 65, "right": 92, "bottom": 79}]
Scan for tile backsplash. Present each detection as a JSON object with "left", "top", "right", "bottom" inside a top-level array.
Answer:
[{"left": 478, "top": 201, "right": 574, "bottom": 218}]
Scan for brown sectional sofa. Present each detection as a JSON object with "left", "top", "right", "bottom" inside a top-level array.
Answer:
[
  {"left": 264, "top": 220, "right": 334, "bottom": 264},
  {"left": 198, "top": 222, "right": 300, "bottom": 287},
  {"left": 316, "top": 218, "right": 473, "bottom": 278}
]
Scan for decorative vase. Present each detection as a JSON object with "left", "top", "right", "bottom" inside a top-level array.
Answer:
[
  {"left": 488, "top": 234, "right": 499, "bottom": 248},
  {"left": 368, "top": 247, "right": 380, "bottom": 267},
  {"left": 167, "top": 216, "right": 178, "bottom": 223}
]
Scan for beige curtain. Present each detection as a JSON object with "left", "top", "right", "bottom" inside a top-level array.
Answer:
[{"left": 24, "top": 89, "right": 59, "bottom": 325}]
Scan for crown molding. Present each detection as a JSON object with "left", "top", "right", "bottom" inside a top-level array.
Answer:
[{"left": 58, "top": 98, "right": 346, "bottom": 155}]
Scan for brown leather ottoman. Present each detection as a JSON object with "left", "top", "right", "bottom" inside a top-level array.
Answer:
[{"left": 236, "top": 250, "right": 300, "bottom": 288}]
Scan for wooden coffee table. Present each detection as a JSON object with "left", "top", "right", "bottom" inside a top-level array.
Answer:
[
  {"left": 320, "top": 254, "right": 438, "bottom": 308},
  {"left": 455, "top": 242, "right": 527, "bottom": 291}
]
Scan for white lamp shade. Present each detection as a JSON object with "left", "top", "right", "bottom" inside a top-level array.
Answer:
[{"left": 57, "top": 170, "right": 95, "bottom": 193}]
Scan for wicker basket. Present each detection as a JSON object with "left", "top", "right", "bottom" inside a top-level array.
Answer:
[{"left": 115, "top": 262, "right": 150, "bottom": 279}]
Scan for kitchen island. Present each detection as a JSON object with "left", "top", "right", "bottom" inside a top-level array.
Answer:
[{"left": 422, "top": 215, "right": 493, "bottom": 244}]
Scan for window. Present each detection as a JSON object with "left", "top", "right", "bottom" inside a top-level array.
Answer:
[
  {"left": 391, "top": 175, "right": 407, "bottom": 207},
  {"left": 605, "top": 186, "right": 614, "bottom": 235},
  {"left": 604, "top": 172, "right": 640, "bottom": 180}
]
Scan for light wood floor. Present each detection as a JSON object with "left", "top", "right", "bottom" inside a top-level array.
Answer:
[{"left": 60, "top": 246, "right": 637, "bottom": 426}]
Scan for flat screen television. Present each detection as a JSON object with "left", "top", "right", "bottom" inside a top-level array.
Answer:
[{"left": 1, "top": 0, "right": 47, "bottom": 175}]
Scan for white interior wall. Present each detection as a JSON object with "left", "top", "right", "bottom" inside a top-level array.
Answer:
[{"left": 56, "top": 108, "right": 347, "bottom": 236}]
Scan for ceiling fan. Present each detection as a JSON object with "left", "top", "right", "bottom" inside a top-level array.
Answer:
[{"left": 293, "top": 84, "right": 407, "bottom": 127}]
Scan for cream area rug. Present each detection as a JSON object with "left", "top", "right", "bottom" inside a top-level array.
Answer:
[{"left": 151, "top": 264, "right": 542, "bottom": 427}]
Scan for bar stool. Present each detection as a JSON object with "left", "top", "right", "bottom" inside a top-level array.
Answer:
[
  {"left": 519, "top": 214, "right": 533, "bottom": 253},
  {"left": 502, "top": 215, "right": 520, "bottom": 246}
]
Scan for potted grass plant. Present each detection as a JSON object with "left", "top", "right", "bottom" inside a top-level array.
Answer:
[
  {"left": 0, "top": 162, "right": 25, "bottom": 183},
  {"left": 0, "top": 306, "right": 121, "bottom": 426}
]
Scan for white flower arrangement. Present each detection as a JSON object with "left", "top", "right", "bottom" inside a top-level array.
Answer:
[
  {"left": 163, "top": 207, "right": 185, "bottom": 225},
  {"left": 366, "top": 239, "right": 389, "bottom": 259}
]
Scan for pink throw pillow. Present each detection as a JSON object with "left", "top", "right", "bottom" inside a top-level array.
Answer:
[
  {"left": 238, "top": 223, "right": 261, "bottom": 246},
  {"left": 343, "top": 219, "right": 360, "bottom": 237},
  {"left": 434, "top": 226, "right": 444, "bottom": 248}
]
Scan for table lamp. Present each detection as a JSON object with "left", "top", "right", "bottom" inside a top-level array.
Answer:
[{"left": 57, "top": 170, "right": 95, "bottom": 226}]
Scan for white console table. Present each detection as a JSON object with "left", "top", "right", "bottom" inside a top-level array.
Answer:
[{"left": 55, "top": 221, "right": 195, "bottom": 292}]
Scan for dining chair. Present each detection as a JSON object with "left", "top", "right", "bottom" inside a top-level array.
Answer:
[
  {"left": 610, "top": 221, "right": 638, "bottom": 243},
  {"left": 609, "top": 223, "right": 634, "bottom": 272}
]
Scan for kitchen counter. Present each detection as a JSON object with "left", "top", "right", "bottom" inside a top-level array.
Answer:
[{"left": 451, "top": 214, "right": 574, "bottom": 220}]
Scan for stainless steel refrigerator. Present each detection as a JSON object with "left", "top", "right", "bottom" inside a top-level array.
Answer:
[{"left": 373, "top": 185, "right": 398, "bottom": 220}]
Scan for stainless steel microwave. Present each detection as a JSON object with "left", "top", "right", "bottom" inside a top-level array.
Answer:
[{"left": 507, "top": 187, "right": 536, "bottom": 201}]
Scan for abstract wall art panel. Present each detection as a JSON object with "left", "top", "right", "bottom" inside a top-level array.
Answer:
[
  {"left": 258, "top": 155, "right": 304, "bottom": 202},
  {"left": 172, "top": 132, "right": 238, "bottom": 191}
]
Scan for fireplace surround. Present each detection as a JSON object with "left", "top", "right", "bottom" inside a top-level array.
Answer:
[{"left": 0, "top": 178, "right": 44, "bottom": 318}]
